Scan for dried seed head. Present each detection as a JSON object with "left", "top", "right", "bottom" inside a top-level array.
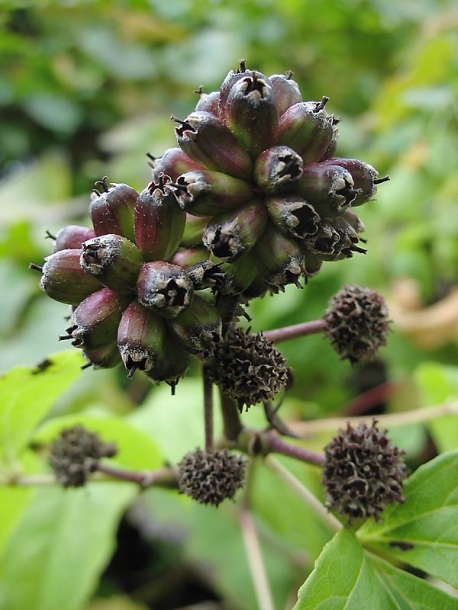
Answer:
[
  {"left": 49, "top": 425, "right": 117, "bottom": 488},
  {"left": 206, "top": 327, "right": 291, "bottom": 411},
  {"left": 322, "top": 419, "right": 406, "bottom": 524},
  {"left": 324, "top": 285, "right": 390, "bottom": 365},
  {"left": 178, "top": 448, "right": 246, "bottom": 506}
]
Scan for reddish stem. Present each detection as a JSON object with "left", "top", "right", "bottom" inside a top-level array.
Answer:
[
  {"left": 263, "top": 318, "right": 326, "bottom": 343},
  {"left": 260, "top": 433, "right": 325, "bottom": 467},
  {"left": 95, "top": 463, "right": 178, "bottom": 489}
]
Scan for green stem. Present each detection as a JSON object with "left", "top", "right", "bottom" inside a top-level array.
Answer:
[
  {"left": 239, "top": 506, "right": 275, "bottom": 610},
  {"left": 264, "top": 456, "right": 342, "bottom": 534},
  {"left": 219, "top": 388, "right": 244, "bottom": 442},
  {"left": 203, "top": 364, "right": 214, "bottom": 452},
  {"left": 290, "top": 401, "right": 458, "bottom": 436},
  {"left": 96, "top": 462, "right": 178, "bottom": 489},
  {"left": 6, "top": 464, "right": 179, "bottom": 490},
  {"left": 263, "top": 318, "right": 326, "bottom": 343}
]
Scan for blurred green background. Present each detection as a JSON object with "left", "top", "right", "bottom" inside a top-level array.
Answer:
[{"left": 0, "top": 1, "right": 457, "bottom": 607}]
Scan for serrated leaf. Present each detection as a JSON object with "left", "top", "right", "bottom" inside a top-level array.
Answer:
[
  {"left": 358, "top": 451, "right": 458, "bottom": 588},
  {"left": 0, "top": 350, "right": 84, "bottom": 468},
  {"left": 33, "top": 412, "right": 163, "bottom": 470},
  {"left": 0, "top": 483, "right": 137, "bottom": 610},
  {"left": 293, "top": 528, "right": 457, "bottom": 609}
]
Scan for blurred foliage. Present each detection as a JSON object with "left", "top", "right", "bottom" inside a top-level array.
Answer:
[{"left": 0, "top": 0, "right": 458, "bottom": 608}]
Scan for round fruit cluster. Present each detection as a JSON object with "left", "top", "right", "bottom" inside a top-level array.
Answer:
[
  {"left": 34, "top": 176, "right": 223, "bottom": 389},
  {"left": 152, "top": 60, "right": 388, "bottom": 298},
  {"left": 32, "top": 61, "right": 388, "bottom": 389}
]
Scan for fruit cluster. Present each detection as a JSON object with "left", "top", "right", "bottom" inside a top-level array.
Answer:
[
  {"left": 33, "top": 176, "right": 223, "bottom": 389},
  {"left": 32, "top": 60, "right": 388, "bottom": 392},
  {"left": 154, "top": 60, "right": 388, "bottom": 298}
]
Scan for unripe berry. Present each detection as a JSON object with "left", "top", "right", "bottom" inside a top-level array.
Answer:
[
  {"left": 269, "top": 71, "right": 302, "bottom": 115},
  {"left": 66, "top": 288, "right": 130, "bottom": 350},
  {"left": 172, "top": 169, "right": 253, "bottom": 217},
  {"left": 90, "top": 179, "right": 138, "bottom": 242},
  {"left": 254, "top": 146, "right": 303, "bottom": 194},
  {"left": 33, "top": 249, "right": 101, "bottom": 305},
  {"left": 136, "top": 261, "right": 194, "bottom": 319},
  {"left": 173, "top": 111, "right": 253, "bottom": 180},
  {"left": 275, "top": 99, "right": 335, "bottom": 163},
  {"left": 225, "top": 70, "right": 278, "bottom": 158},
  {"left": 80, "top": 234, "right": 143, "bottom": 294},
  {"left": 134, "top": 176, "right": 186, "bottom": 262},
  {"left": 203, "top": 198, "right": 268, "bottom": 262},
  {"left": 52, "top": 225, "right": 96, "bottom": 252}
]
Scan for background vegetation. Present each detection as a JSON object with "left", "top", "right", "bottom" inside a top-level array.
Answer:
[{"left": 0, "top": 1, "right": 457, "bottom": 608}]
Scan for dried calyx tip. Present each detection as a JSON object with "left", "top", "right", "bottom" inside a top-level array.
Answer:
[
  {"left": 314, "top": 96, "right": 330, "bottom": 112},
  {"left": 94, "top": 176, "right": 109, "bottom": 193}
]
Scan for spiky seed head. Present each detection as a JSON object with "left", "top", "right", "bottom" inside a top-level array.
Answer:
[
  {"left": 206, "top": 327, "right": 291, "bottom": 411},
  {"left": 48, "top": 425, "right": 117, "bottom": 488},
  {"left": 177, "top": 448, "right": 246, "bottom": 506},
  {"left": 323, "top": 285, "right": 390, "bottom": 365},
  {"left": 322, "top": 419, "right": 406, "bottom": 524}
]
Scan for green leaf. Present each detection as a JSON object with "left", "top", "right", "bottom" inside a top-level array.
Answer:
[
  {"left": 428, "top": 415, "right": 458, "bottom": 454},
  {"left": 293, "top": 528, "right": 457, "bottom": 609},
  {"left": 414, "top": 361, "right": 458, "bottom": 405},
  {"left": 358, "top": 450, "right": 458, "bottom": 588},
  {"left": 0, "top": 483, "right": 137, "bottom": 610},
  {"left": 0, "top": 487, "right": 34, "bottom": 552},
  {"left": 33, "top": 412, "right": 163, "bottom": 470},
  {"left": 142, "top": 488, "right": 294, "bottom": 610},
  {"left": 0, "top": 350, "right": 84, "bottom": 469}
]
